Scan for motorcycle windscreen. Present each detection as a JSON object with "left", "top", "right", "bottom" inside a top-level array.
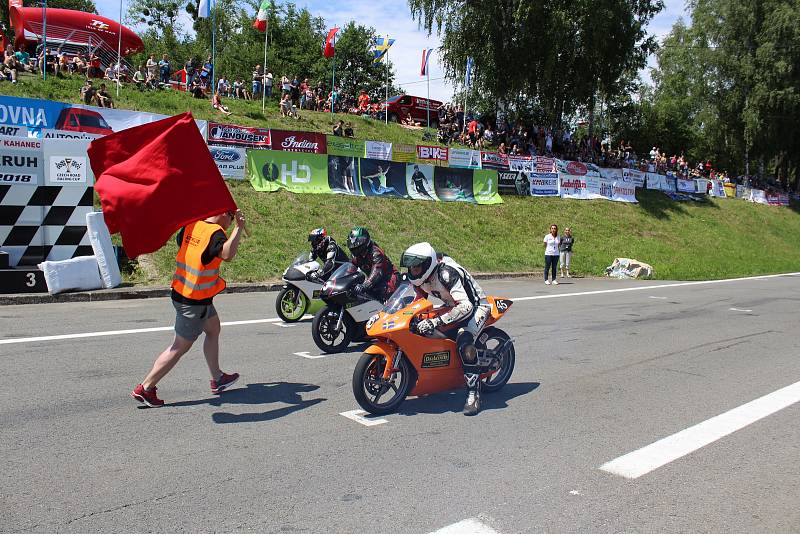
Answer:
[
  {"left": 323, "top": 262, "right": 364, "bottom": 292},
  {"left": 382, "top": 282, "right": 418, "bottom": 314}
]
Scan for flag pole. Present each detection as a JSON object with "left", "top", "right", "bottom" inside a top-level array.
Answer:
[
  {"left": 261, "top": 19, "right": 268, "bottom": 111},
  {"left": 41, "top": 0, "right": 47, "bottom": 81},
  {"left": 384, "top": 43, "right": 389, "bottom": 124},
  {"left": 116, "top": 0, "right": 123, "bottom": 96},
  {"left": 426, "top": 51, "right": 430, "bottom": 129},
  {"left": 331, "top": 30, "right": 335, "bottom": 120},
  {"left": 211, "top": 0, "right": 216, "bottom": 96}
]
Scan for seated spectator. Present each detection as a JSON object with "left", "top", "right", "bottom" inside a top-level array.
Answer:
[
  {"left": 239, "top": 78, "right": 251, "bottom": 100},
  {"left": 96, "top": 83, "right": 115, "bottom": 108},
  {"left": 344, "top": 122, "right": 354, "bottom": 138},
  {"left": 0, "top": 61, "right": 17, "bottom": 84},
  {"left": 72, "top": 54, "right": 87, "bottom": 75},
  {"left": 104, "top": 65, "right": 115, "bottom": 81},
  {"left": 402, "top": 113, "right": 421, "bottom": 127},
  {"left": 280, "top": 93, "right": 298, "bottom": 118},
  {"left": 80, "top": 79, "right": 96, "bottom": 104},
  {"left": 332, "top": 120, "right": 344, "bottom": 136},
  {"left": 217, "top": 76, "right": 230, "bottom": 97},
  {"left": 357, "top": 90, "right": 370, "bottom": 113},
  {"left": 232, "top": 78, "right": 243, "bottom": 99},
  {"left": 88, "top": 54, "right": 102, "bottom": 77},
  {"left": 14, "top": 45, "right": 33, "bottom": 72},
  {"left": 190, "top": 78, "right": 205, "bottom": 99},
  {"left": 133, "top": 64, "right": 146, "bottom": 90},
  {"left": 212, "top": 91, "right": 232, "bottom": 116},
  {"left": 498, "top": 142, "right": 507, "bottom": 155}
]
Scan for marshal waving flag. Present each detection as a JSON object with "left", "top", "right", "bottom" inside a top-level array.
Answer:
[
  {"left": 372, "top": 36, "right": 395, "bottom": 63},
  {"left": 420, "top": 48, "right": 433, "bottom": 76},
  {"left": 323, "top": 27, "right": 340, "bottom": 58},
  {"left": 253, "top": 0, "right": 273, "bottom": 32}
]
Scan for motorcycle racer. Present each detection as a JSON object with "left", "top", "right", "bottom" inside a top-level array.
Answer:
[
  {"left": 347, "top": 226, "right": 400, "bottom": 303},
  {"left": 307, "top": 228, "right": 349, "bottom": 282},
  {"left": 400, "top": 242, "right": 491, "bottom": 416}
]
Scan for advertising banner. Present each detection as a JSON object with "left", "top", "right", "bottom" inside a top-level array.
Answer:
[
  {"left": 508, "top": 156, "right": 535, "bottom": 173},
  {"left": 646, "top": 172, "right": 665, "bottom": 190},
  {"left": 736, "top": 184, "right": 747, "bottom": 198},
  {"left": 449, "top": 148, "right": 482, "bottom": 169},
  {"left": 623, "top": 168, "right": 645, "bottom": 188},
  {"left": 360, "top": 159, "right": 408, "bottom": 198},
  {"left": 677, "top": 178, "right": 696, "bottom": 193},
  {"left": 723, "top": 183, "right": 737, "bottom": 198},
  {"left": 209, "top": 146, "right": 247, "bottom": 180},
  {"left": 406, "top": 163, "right": 438, "bottom": 200},
  {"left": 558, "top": 159, "right": 590, "bottom": 177},
  {"left": 365, "top": 140, "right": 392, "bottom": 160},
  {"left": 663, "top": 173, "right": 677, "bottom": 193},
  {"left": 708, "top": 179, "right": 726, "bottom": 198},
  {"left": 480, "top": 151, "right": 509, "bottom": 171},
  {"left": 536, "top": 157, "right": 557, "bottom": 173},
  {"left": 269, "top": 129, "right": 327, "bottom": 153},
  {"left": 417, "top": 145, "right": 449, "bottom": 166},
  {"left": 0, "top": 124, "right": 27, "bottom": 137},
  {"left": 767, "top": 193, "right": 790, "bottom": 206},
  {"left": 559, "top": 173, "right": 601, "bottom": 200},
  {"left": 695, "top": 179, "right": 710, "bottom": 194},
  {"left": 208, "top": 122, "right": 271, "bottom": 147},
  {"left": 608, "top": 179, "right": 637, "bottom": 203},
  {"left": 433, "top": 166, "right": 475, "bottom": 202},
  {"left": 248, "top": 150, "right": 330, "bottom": 193},
  {"left": 327, "top": 136, "right": 366, "bottom": 158},
  {"left": 749, "top": 189, "right": 768, "bottom": 204},
  {"left": 599, "top": 167, "right": 622, "bottom": 181},
  {"left": 530, "top": 172, "right": 560, "bottom": 197},
  {"left": 1, "top": 135, "right": 43, "bottom": 186},
  {"left": 498, "top": 171, "right": 529, "bottom": 196},
  {"left": 328, "top": 155, "right": 362, "bottom": 195},
  {"left": 472, "top": 169, "right": 503, "bottom": 204},
  {"left": 392, "top": 144, "right": 417, "bottom": 163}
]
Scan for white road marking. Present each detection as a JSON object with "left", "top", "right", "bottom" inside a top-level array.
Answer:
[
  {"left": 729, "top": 307, "right": 753, "bottom": 313},
  {"left": 429, "top": 517, "right": 500, "bottom": 534},
  {"left": 569, "top": 490, "right": 581, "bottom": 496},
  {"left": 599, "top": 379, "right": 800, "bottom": 479},
  {"left": 273, "top": 323, "right": 297, "bottom": 328},
  {"left": 294, "top": 351, "right": 328, "bottom": 359},
  {"left": 339, "top": 409, "right": 388, "bottom": 427},
  {"left": 649, "top": 296, "right": 668, "bottom": 300},
  {"left": 2, "top": 273, "right": 796, "bottom": 346}
]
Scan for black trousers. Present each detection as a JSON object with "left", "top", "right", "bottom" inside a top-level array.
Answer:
[{"left": 544, "top": 255, "right": 558, "bottom": 280}]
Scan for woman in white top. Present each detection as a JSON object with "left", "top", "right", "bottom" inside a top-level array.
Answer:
[{"left": 542, "top": 224, "right": 560, "bottom": 285}]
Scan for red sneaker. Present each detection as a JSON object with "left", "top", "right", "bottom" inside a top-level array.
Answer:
[
  {"left": 131, "top": 384, "right": 165, "bottom": 407},
  {"left": 211, "top": 372, "right": 239, "bottom": 394}
]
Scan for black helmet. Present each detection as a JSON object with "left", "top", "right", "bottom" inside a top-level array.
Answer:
[
  {"left": 308, "top": 228, "right": 327, "bottom": 251},
  {"left": 347, "top": 226, "right": 371, "bottom": 256}
]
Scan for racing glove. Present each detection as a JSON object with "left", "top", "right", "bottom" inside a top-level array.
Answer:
[
  {"left": 307, "top": 270, "right": 322, "bottom": 283},
  {"left": 353, "top": 283, "right": 367, "bottom": 298},
  {"left": 416, "top": 317, "right": 441, "bottom": 336}
]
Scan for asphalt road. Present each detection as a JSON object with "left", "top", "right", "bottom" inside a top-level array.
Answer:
[{"left": 1, "top": 274, "right": 799, "bottom": 533}]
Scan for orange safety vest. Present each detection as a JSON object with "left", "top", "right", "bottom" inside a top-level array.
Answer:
[{"left": 171, "top": 221, "right": 227, "bottom": 300}]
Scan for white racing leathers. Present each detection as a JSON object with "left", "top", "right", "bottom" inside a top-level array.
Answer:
[{"left": 418, "top": 257, "right": 491, "bottom": 386}]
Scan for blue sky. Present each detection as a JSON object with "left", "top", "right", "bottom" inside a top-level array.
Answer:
[{"left": 94, "top": 0, "right": 688, "bottom": 101}]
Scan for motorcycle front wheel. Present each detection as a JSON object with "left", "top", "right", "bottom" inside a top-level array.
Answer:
[
  {"left": 352, "top": 352, "right": 413, "bottom": 415},
  {"left": 478, "top": 327, "right": 516, "bottom": 393},
  {"left": 275, "top": 286, "right": 308, "bottom": 323},
  {"left": 312, "top": 305, "right": 354, "bottom": 353}
]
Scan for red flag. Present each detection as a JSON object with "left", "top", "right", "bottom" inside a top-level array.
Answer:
[
  {"left": 87, "top": 112, "right": 236, "bottom": 259},
  {"left": 323, "top": 27, "right": 339, "bottom": 58}
]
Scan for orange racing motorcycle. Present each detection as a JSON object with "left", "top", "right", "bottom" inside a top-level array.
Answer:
[{"left": 352, "top": 281, "right": 515, "bottom": 414}]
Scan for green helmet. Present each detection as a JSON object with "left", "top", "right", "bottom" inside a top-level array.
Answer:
[{"left": 347, "top": 226, "right": 371, "bottom": 256}]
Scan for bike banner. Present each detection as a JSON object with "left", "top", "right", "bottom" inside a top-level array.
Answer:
[
  {"left": 248, "top": 150, "right": 330, "bottom": 193},
  {"left": 530, "top": 172, "right": 559, "bottom": 197},
  {"left": 472, "top": 169, "right": 503, "bottom": 204},
  {"left": 360, "top": 159, "right": 408, "bottom": 198},
  {"left": 328, "top": 155, "right": 362, "bottom": 195},
  {"left": 448, "top": 148, "right": 482, "bottom": 169},
  {"left": 209, "top": 146, "right": 247, "bottom": 180},
  {"left": 433, "top": 166, "right": 475, "bottom": 202},
  {"left": 480, "top": 151, "right": 509, "bottom": 171},
  {"left": 417, "top": 145, "right": 449, "bottom": 166},
  {"left": 365, "top": 140, "right": 392, "bottom": 160},
  {"left": 269, "top": 129, "right": 327, "bottom": 153},
  {"left": 405, "top": 163, "right": 438, "bottom": 200},
  {"left": 498, "top": 170, "right": 529, "bottom": 196},
  {"left": 677, "top": 177, "right": 696, "bottom": 193},
  {"left": 623, "top": 168, "right": 645, "bottom": 188},
  {"left": 208, "top": 122, "right": 271, "bottom": 147},
  {"left": 508, "top": 156, "right": 535, "bottom": 173},
  {"left": 327, "top": 136, "right": 365, "bottom": 157},
  {"left": 392, "top": 144, "right": 417, "bottom": 163}
]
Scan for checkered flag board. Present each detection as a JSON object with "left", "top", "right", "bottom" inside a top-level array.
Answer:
[{"left": 0, "top": 184, "right": 94, "bottom": 267}]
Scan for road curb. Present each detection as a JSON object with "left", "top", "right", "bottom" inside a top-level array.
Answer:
[{"left": 0, "top": 272, "right": 542, "bottom": 306}]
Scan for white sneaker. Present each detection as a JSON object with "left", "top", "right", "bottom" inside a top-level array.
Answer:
[
  {"left": 545, "top": 280, "right": 551, "bottom": 285},
  {"left": 552, "top": 280, "right": 559, "bottom": 285}
]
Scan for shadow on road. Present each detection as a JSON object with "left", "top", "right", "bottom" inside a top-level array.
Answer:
[
  {"left": 396, "top": 381, "right": 540, "bottom": 416},
  {"left": 167, "top": 382, "right": 325, "bottom": 424}
]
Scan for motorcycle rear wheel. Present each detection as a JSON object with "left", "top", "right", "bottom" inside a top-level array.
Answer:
[
  {"left": 352, "top": 352, "right": 413, "bottom": 415},
  {"left": 312, "top": 305, "right": 354, "bottom": 353},
  {"left": 275, "top": 286, "right": 308, "bottom": 323},
  {"left": 478, "top": 327, "right": 515, "bottom": 393}
]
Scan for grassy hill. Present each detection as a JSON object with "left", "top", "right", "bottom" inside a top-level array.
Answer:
[{"left": 3, "top": 76, "right": 800, "bottom": 283}]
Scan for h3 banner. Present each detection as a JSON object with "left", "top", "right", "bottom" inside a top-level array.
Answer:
[{"left": 247, "top": 150, "right": 501, "bottom": 204}]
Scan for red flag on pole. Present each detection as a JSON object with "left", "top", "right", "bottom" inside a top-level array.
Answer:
[
  {"left": 87, "top": 112, "right": 236, "bottom": 258},
  {"left": 323, "top": 27, "right": 339, "bottom": 58}
]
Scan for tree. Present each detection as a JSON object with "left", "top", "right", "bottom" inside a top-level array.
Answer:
[{"left": 329, "top": 22, "right": 399, "bottom": 101}]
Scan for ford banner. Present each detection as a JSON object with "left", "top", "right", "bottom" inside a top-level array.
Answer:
[{"left": 209, "top": 146, "right": 247, "bottom": 179}]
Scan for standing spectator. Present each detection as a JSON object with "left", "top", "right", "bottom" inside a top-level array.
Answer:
[
  {"left": 217, "top": 76, "right": 229, "bottom": 97},
  {"left": 559, "top": 227, "right": 574, "bottom": 278},
  {"left": 158, "top": 53, "right": 171, "bottom": 85},
  {"left": 146, "top": 53, "right": 158, "bottom": 81},
  {"left": 304, "top": 85, "right": 315, "bottom": 111},
  {"left": 130, "top": 209, "right": 246, "bottom": 407},
  {"left": 184, "top": 57, "right": 195, "bottom": 89},
  {"left": 543, "top": 224, "right": 560, "bottom": 285},
  {"left": 232, "top": 78, "right": 243, "bottom": 99},
  {"left": 96, "top": 83, "right": 115, "bottom": 108},
  {"left": 357, "top": 89, "right": 370, "bottom": 113},
  {"left": 264, "top": 70, "right": 273, "bottom": 98},
  {"left": 281, "top": 74, "right": 291, "bottom": 95},
  {"left": 299, "top": 77, "right": 310, "bottom": 108},
  {"left": 251, "top": 64, "right": 262, "bottom": 98},
  {"left": 88, "top": 53, "right": 102, "bottom": 77},
  {"left": 199, "top": 56, "right": 213, "bottom": 88},
  {"left": 290, "top": 75, "right": 300, "bottom": 107}
]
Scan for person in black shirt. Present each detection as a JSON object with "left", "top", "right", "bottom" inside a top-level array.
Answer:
[{"left": 410, "top": 165, "right": 433, "bottom": 198}]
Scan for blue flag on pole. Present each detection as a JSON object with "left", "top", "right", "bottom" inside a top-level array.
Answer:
[
  {"left": 372, "top": 36, "right": 395, "bottom": 63},
  {"left": 465, "top": 56, "right": 474, "bottom": 88},
  {"left": 198, "top": 0, "right": 211, "bottom": 18}
]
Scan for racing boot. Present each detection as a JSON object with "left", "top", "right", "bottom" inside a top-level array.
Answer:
[{"left": 463, "top": 373, "right": 481, "bottom": 416}]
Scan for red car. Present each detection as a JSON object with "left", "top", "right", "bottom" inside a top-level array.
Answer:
[
  {"left": 382, "top": 94, "right": 443, "bottom": 127},
  {"left": 55, "top": 107, "right": 114, "bottom": 135}
]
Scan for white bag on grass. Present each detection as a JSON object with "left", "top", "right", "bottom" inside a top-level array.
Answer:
[
  {"left": 605, "top": 258, "right": 654, "bottom": 279},
  {"left": 38, "top": 256, "right": 103, "bottom": 295},
  {"left": 86, "top": 211, "right": 122, "bottom": 289}
]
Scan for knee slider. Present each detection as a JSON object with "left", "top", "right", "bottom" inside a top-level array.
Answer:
[{"left": 457, "top": 331, "right": 477, "bottom": 364}]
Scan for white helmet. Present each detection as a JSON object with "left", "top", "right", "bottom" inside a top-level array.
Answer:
[{"left": 400, "top": 242, "right": 438, "bottom": 287}]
